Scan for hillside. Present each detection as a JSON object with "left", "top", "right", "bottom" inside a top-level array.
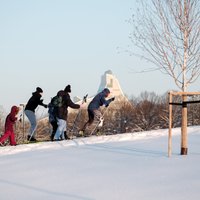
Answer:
[{"left": 0, "top": 127, "right": 200, "bottom": 200}]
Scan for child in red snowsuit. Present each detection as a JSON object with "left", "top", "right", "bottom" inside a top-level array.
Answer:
[{"left": 0, "top": 106, "right": 19, "bottom": 146}]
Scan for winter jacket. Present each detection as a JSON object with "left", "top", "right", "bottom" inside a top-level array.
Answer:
[
  {"left": 57, "top": 91, "right": 80, "bottom": 120},
  {"left": 25, "top": 91, "right": 46, "bottom": 112},
  {"left": 88, "top": 89, "right": 112, "bottom": 111},
  {"left": 5, "top": 106, "right": 19, "bottom": 132}
]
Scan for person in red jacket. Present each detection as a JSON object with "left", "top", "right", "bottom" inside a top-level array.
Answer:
[{"left": 0, "top": 106, "right": 19, "bottom": 146}]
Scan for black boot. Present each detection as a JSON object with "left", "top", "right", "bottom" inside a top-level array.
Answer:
[
  {"left": 64, "top": 131, "right": 70, "bottom": 140},
  {"left": 27, "top": 135, "right": 37, "bottom": 142},
  {"left": 50, "top": 133, "right": 55, "bottom": 141}
]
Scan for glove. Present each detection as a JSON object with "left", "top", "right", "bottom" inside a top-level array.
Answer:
[{"left": 111, "top": 97, "right": 115, "bottom": 101}]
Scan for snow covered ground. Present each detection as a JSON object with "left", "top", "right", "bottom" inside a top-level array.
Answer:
[{"left": 0, "top": 126, "right": 200, "bottom": 200}]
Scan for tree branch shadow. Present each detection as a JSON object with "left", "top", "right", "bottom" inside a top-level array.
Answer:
[
  {"left": 83, "top": 143, "right": 167, "bottom": 158},
  {"left": 0, "top": 179, "right": 93, "bottom": 200}
]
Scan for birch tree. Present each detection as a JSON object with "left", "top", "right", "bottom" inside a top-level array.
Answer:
[
  {"left": 129, "top": 0, "right": 200, "bottom": 91},
  {"left": 129, "top": 0, "right": 200, "bottom": 155}
]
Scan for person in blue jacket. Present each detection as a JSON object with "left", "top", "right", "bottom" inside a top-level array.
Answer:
[{"left": 82, "top": 88, "right": 115, "bottom": 135}]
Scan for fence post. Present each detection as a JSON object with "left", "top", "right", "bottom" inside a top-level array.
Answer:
[
  {"left": 181, "top": 95, "right": 188, "bottom": 155},
  {"left": 168, "top": 92, "right": 172, "bottom": 157}
]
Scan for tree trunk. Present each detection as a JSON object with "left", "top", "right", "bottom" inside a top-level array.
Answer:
[
  {"left": 180, "top": 0, "right": 189, "bottom": 155},
  {"left": 181, "top": 95, "right": 188, "bottom": 155}
]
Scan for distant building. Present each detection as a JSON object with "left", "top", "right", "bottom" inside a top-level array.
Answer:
[
  {"left": 97, "top": 70, "right": 124, "bottom": 98},
  {"left": 73, "top": 70, "right": 127, "bottom": 107}
]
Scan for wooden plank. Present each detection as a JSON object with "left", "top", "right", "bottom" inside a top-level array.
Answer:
[{"left": 169, "top": 91, "right": 200, "bottom": 96}]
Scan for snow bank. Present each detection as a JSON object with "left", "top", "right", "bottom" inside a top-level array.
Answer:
[{"left": 0, "top": 126, "right": 200, "bottom": 200}]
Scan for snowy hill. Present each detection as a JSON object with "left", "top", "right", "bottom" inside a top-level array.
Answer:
[{"left": 0, "top": 127, "right": 200, "bottom": 200}]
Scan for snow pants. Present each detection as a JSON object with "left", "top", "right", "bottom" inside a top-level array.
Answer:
[
  {"left": 0, "top": 130, "right": 16, "bottom": 146},
  {"left": 54, "top": 118, "right": 66, "bottom": 140},
  {"left": 82, "top": 109, "right": 104, "bottom": 135},
  {"left": 50, "top": 120, "right": 58, "bottom": 141},
  {"left": 25, "top": 110, "right": 37, "bottom": 138}
]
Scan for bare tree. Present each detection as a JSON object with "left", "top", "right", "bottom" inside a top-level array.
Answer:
[
  {"left": 131, "top": 92, "right": 166, "bottom": 131},
  {"left": 129, "top": 0, "right": 200, "bottom": 155},
  {"left": 114, "top": 101, "right": 135, "bottom": 133},
  {"left": 129, "top": 0, "right": 200, "bottom": 91}
]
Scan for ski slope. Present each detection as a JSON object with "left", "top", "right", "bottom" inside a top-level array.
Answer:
[{"left": 0, "top": 127, "right": 200, "bottom": 200}]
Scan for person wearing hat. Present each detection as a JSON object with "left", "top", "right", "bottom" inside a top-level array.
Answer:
[
  {"left": 0, "top": 106, "right": 20, "bottom": 146},
  {"left": 54, "top": 85, "right": 82, "bottom": 140},
  {"left": 25, "top": 87, "right": 48, "bottom": 141},
  {"left": 81, "top": 88, "right": 115, "bottom": 136}
]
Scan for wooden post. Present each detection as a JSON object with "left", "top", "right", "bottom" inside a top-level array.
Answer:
[
  {"left": 168, "top": 92, "right": 172, "bottom": 157},
  {"left": 181, "top": 95, "right": 188, "bottom": 155},
  {"left": 168, "top": 91, "right": 200, "bottom": 156}
]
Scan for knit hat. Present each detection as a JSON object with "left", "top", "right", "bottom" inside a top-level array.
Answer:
[
  {"left": 103, "top": 88, "right": 110, "bottom": 94},
  {"left": 64, "top": 85, "right": 71, "bottom": 93},
  {"left": 36, "top": 87, "right": 43, "bottom": 93}
]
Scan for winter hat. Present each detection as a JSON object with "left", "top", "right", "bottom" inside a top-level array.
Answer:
[
  {"left": 64, "top": 85, "right": 71, "bottom": 93},
  {"left": 57, "top": 90, "right": 65, "bottom": 97},
  {"left": 36, "top": 87, "right": 43, "bottom": 93},
  {"left": 11, "top": 106, "right": 20, "bottom": 114},
  {"left": 103, "top": 88, "right": 110, "bottom": 94}
]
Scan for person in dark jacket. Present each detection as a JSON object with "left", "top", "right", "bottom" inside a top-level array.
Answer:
[
  {"left": 82, "top": 88, "right": 115, "bottom": 134},
  {"left": 25, "top": 87, "right": 47, "bottom": 141},
  {"left": 0, "top": 106, "right": 19, "bottom": 146},
  {"left": 48, "top": 90, "right": 63, "bottom": 141},
  {"left": 48, "top": 100, "right": 58, "bottom": 141},
  {"left": 54, "top": 85, "right": 81, "bottom": 140}
]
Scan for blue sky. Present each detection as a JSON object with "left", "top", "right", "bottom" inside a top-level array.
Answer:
[{"left": 1, "top": 0, "right": 200, "bottom": 113}]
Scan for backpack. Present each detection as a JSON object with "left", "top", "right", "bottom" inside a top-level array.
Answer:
[
  {"left": 51, "top": 96, "right": 63, "bottom": 107},
  {"left": 48, "top": 95, "right": 63, "bottom": 122}
]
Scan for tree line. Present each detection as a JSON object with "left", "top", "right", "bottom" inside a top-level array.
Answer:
[
  {"left": 1, "top": 91, "right": 200, "bottom": 144},
  {"left": 57, "top": 91, "right": 200, "bottom": 135},
  {"left": 96, "top": 91, "right": 200, "bottom": 134}
]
